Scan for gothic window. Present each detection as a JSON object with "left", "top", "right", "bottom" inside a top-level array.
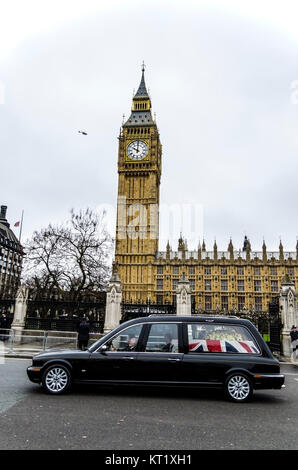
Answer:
[
  {"left": 287, "top": 268, "right": 294, "bottom": 277},
  {"left": 254, "top": 267, "right": 261, "bottom": 276},
  {"left": 221, "top": 267, "right": 227, "bottom": 275},
  {"left": 205, "top": 296, "right": 212, "bottom": 311},
  {"left": 254, "top": 280, "right": 262, "bottom": 292},
  {"left": 255, "top": 297, "right": 262, "bottom": 311},
  {"left": 221, "top": 280, "right": 228, "bottom": 291},
  {"left": 271, "top": 280, "right": 279, "bottom": 292},
  {"left": 157, "top": 279, "right": 163, "bottom": 291},
  {"left": 205, "top": 279, "right": 212, "bottom": 291},
  {"left": 188, "top": 266, "right": 195, "bottom": 275},
  {"left": 205, "top": 267, "right": 211, "bottom": 275},
  {"left": 221, "top": 296, "right": 228, "bottom": 310},
  {"left": 238, "top": 296, "right": 245, "bottom": 311},
  {"left": 288, "top": 291, "right": 295, "bottom": 308},
  {"left": 270, "top": 267, "right": 277, "bottom": 276},
  {"left": 157, "top": 266, "right": 164, "bottom": 275},
  {"left": 237, "top": 267, "right": 244, "bottom": 276},
  {"left": 237, "top": 280, "right": 245, "bottom": 292}
]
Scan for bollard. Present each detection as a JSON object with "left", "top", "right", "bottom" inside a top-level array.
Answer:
[
  {"left": 43, "top": 332, "right": 48, "bottom": 351},
  {"left": 8, "top": 329, "right": 15, "bottom": 353}
]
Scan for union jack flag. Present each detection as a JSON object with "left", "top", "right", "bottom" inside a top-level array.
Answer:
[{"left": 189, "top": 339, "right": 259, "bottom": 354}]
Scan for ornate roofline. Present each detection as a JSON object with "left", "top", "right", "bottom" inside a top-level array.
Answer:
[{"left": 156, "top": 250, "right": 297, "bottom": 261}]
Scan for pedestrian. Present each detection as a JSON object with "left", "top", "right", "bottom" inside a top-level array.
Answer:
[
  {"left": 0, "top": 313, "right": 8, "bottom": 341},
  {"left": 77, "top": 317, "right": 90, "bottom": 351},
  {"left": 290, "top": 325, "right": 298, "bottom": 363}
]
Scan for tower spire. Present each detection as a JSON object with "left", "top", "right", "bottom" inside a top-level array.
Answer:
[
  {"left": 134, "top": 63, "right": 150, "bottom": 99},
  {"left": 123, "top": 64, "right": 154, "bottom": 127}
]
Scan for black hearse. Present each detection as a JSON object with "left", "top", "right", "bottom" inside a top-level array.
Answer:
[{"left": 27, "top": 315, "right": 285, "bottom": 402}]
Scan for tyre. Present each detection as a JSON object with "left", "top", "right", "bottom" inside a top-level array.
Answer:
[
  {"left": 42, "top": 365, "right": 71, "bottom": 395},
  {"left": 224, "top": 373, "right": 253, "bottom": 403}
]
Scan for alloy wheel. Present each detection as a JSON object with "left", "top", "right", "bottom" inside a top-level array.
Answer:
[
  {"left": 226, "top": 374, "right": 252, "bottom": 402},
  {"left": 44, "top": 367, "right": 69, "bottom": 394}
]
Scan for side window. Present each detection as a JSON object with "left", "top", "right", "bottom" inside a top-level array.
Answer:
[
  {"left": 187, "top": 323, "right": 260, "bottom": 354},
  {"left": 145, "top": 323, "right": 178, "bottom": 353},
  {"left": 105, "top": 325, "right": 143, "bottom": 352}
]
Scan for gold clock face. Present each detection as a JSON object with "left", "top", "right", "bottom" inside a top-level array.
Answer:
[{"left": 127, "top": 140, "right": 148, "bottom": 160}]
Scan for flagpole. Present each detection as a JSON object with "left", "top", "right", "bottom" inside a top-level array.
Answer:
[{"left": 19, "top": 210, "right": 24, "bottom": 243}]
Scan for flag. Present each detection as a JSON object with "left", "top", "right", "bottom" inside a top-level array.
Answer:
[
  {"left": 14, "top": 221, "right": 20, "bottom": 227},
  {"left": 189, "top": 339, "right": 259, "bottom": 354}
]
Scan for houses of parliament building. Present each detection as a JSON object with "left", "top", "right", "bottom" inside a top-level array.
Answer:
[{"left": 114, "top": 66, "right": 298, "bottom": 313}]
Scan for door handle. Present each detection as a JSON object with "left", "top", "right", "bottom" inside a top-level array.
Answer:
[
  {"left": 168, "top": 358, "right": 181, "bottom": 362},
  {"left": 123, "top": 357, "right": 135, "bottom": 360}
]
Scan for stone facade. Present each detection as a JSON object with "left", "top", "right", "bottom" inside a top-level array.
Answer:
[
  {"left": 0, "top": 205, "right": 24, "bottom": 299},
  {"left": 153, "top": 237, "right": 298, "bottom": 313}
]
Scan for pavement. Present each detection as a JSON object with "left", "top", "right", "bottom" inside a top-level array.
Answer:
[
  {"left": 0, "top": 337, "right": 97, "bottom": 359},
  {"left": 0, "top": 330, "right": 102, "bottom": 360}
]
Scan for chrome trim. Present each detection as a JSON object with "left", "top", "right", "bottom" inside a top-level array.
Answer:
[
  {"left": 138, "top": 352, "right": 183, "bottom": 355},
  {"left": 74, "top": 379, "right": 222, "bottom": 386},
  {"left": 255, "top": 374, "right": 285, "bottom": 379}
]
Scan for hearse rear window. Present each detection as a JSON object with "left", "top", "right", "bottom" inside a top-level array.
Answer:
[
  {"left": 145, "top": 323, "right": 179, "bottom": 352},
  {"left": 187, "top": 323, "right": 260, "bottom": 354}
]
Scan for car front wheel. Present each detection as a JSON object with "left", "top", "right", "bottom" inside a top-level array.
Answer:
[
  {"left": 225, "top": 373, "right": 253, "bottom": 403},
  {"left": 42, "top": 365, "right": 71, "bottom": 394}
]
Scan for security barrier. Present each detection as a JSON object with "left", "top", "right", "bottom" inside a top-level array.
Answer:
[{"left": 0, "top": 328, "right": 101, "bottom": 355}]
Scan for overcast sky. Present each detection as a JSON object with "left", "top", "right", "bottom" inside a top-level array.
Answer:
[{"left": 1, "top": 0, "right": 298, "bottom": 253}]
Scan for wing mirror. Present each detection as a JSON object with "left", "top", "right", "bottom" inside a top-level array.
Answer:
[{"left": 98, "top": 344, "right": 109, "bottom": 354}]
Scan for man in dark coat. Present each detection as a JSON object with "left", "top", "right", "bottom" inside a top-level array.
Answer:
[
  {"left": 77, "top": 317, "right": 90, "bottom": 351},
  {"left": 290, "top": 325, "right": 298, "bottom": 363},
  {"left": 0, "top": 314, "right": 8, "bottom": 341}
]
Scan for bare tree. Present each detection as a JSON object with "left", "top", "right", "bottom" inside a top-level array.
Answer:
[{"left": 22, "top": 208, "right": 113, "bottom": 301}]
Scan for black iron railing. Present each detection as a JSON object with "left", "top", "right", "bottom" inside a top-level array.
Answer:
[
  {"left": 268, "top": 296, "right": 282, "bottom": 354},
  {"left": 25, "top": 317, "right": 104, "bottom": 333},
  {"left": 24, "top": 296, "right": 106, "bottom": 333},
  {"left": 121, "top": 300, "right": 175, "bottom": 323}
]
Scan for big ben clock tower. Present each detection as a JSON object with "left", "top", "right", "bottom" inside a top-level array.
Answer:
[{"left": 115, "top": 64, "right": 162, "bottom": 302}]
